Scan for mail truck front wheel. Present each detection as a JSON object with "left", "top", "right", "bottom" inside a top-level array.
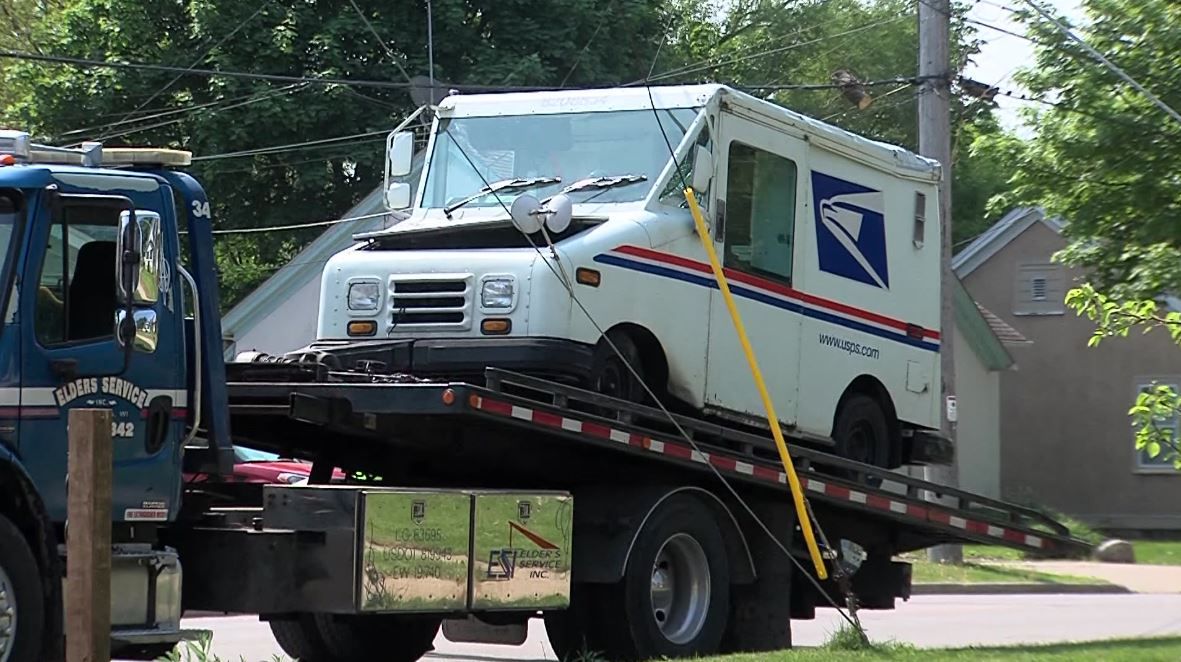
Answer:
[{"left": 591, "top": 333, "right": 646, "bottom": 405}]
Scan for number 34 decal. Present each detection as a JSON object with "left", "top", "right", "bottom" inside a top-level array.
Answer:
[{"left": 112, "top": 421, "right": 136, "bottom": 438}]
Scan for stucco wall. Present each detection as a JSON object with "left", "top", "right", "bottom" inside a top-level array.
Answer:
[
  {"left": 953, "top": 324, "right": 1001, "bottom": 499},
  {"left": 963, "top": 220, "right": 1181, "bottom": 530}
]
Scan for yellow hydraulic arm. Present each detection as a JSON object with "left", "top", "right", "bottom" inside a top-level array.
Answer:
[{"left": 683, "top": 187, "right": 829, "bottom": 580}]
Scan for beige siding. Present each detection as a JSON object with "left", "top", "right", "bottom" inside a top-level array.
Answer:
[
  {"left": 963, "top": 220, "right": 1181, "bottom": 530},
  {"left": 953, "top": 324, "right": 1001, "bottom": 499}
]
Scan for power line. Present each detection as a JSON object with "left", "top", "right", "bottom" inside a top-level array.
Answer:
[
  {"left": 345, "top": 0, "right": 415, "bottom": 86},
  {"left": 99, "top": 2, "right": 274, "bottom": 141},
  {"left": 1018, "top": 0, "right": 1181, "bottom": 127},
  {"left": 54, "top": 84, "right": 304, "bottom": 141},
  {"left": 637, "top": 13, "right": 912, "bottom": 86},
  {"left": 208, "top": 209, "right": 396, "bottom": 235},
  {"left": 70, "top": 85, "right": 307, "bottom": 146},
  {"left": 191, "top": 131, "right": 388, "bottom": 162}
]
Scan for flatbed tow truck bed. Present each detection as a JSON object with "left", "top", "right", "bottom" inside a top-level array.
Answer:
[{"left": 223, "top": 366, "right": 1087, "bottom": 559}]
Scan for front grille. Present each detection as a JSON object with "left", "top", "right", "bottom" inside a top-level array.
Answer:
[{"left": 388, "top": 274, "right": 472, "bottom": 330}]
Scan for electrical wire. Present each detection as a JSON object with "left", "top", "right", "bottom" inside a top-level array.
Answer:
[
  {"left": 1017, "top": 0, "right": 1181, "bottom": 126},
  {"left": 345, "top": 0, "right": 415, "bottom": 87},
  {"left": 97, "top": 2, "right": 274, "bottom": 142},
  {"left": 636, "top": 14, "right": 912, "bottom": 86},
  {"left": 81, "top": 85, "right": 308, "bottom": 145},
  {"left": 54, "top": 84, "right": 304, "bottom": 141},
  {"left": 190, "top": 131, "right": 388, "bottom": 161},
  {"left": 209, "top": 209, "right": 396, "bottom": 235}
]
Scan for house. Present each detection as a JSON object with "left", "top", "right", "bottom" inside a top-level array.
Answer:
[
  {"left": 949, "top": 277, "right": 1030, "bottom": 499},
  {"left": 220, "top": 145, "right": 426, "bottom": 360},
  {"left": 220, "top": 185, "right": 398, "bottom": 360},
  {"left": 954, "top": 207, "right": 1181, "bottom": 533}
]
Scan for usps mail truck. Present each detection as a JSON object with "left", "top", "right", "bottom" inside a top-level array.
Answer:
[{"left": 311, "top": 83, "right": 949, "bottom": 470}]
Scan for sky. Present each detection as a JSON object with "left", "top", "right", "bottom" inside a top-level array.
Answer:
[{"left": 962, "top": 0, "right": 1086, "bottom": 133}]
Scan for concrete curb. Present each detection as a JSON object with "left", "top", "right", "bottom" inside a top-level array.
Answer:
[{"left": 913, "top": 583, "right": 1133, "bottom": 595}]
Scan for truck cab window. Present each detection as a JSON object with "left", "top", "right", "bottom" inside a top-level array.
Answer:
[
  {"left": 724, "top": 142, "right": 798, "bottom": 283},
  {"left": 35, "top": 205, "right": 120, "bottom": 345}
]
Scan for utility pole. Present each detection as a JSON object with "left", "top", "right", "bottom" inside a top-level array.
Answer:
[{"left": 918, "top": 0, "right": 962, "bottom": 564}]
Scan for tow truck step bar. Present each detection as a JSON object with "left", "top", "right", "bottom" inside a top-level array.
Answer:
[{"left": 225, "top": 368, "right": 1090, "bottom": 558}]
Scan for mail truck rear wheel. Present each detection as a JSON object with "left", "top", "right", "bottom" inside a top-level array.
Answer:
[{"left": 833, "top": 395, "right": 891, "bottom": 482}]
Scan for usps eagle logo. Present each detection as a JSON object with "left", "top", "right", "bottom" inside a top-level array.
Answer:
[{"left": 811, "top": 171, "right": 889, "bottom": 289}]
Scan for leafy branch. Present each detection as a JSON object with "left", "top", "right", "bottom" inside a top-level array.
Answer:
[{"left": 1067, "top": 284, "right": 1181, "bottom": 468}]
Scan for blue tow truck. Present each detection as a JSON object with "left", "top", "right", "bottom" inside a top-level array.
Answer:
[{"left": 0, "top": 128, "right": 1090, "bottom": 662}]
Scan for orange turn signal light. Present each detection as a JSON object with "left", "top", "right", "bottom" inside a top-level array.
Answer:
[
  {"left": 576, "top": 268, "right": 601, "bottom": 287},
  {"left": 347, "top": 320, "right": 377, "bottom": 337},
  {"left": 481, "top": 318, "right": 511, "bottom": 335}
]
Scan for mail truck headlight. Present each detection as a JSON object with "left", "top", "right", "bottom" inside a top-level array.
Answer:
[
  {"left": 348, "top": 282, "right": 381, "bottom": 310},
  {"left": 481, "top": 279, "right": 514, "bottom": 308}
]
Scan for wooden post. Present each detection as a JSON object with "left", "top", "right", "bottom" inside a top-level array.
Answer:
[{"left": 66, "top": 408, "right": 112, "bottom": 662}]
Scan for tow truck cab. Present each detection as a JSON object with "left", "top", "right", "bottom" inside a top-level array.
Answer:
[{"left": 0, "top": 130, "right": 232, "bottom": 657}]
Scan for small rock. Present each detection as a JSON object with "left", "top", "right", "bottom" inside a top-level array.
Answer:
[{"left": 1094, "top": 539, "right": 1135, "bottom": 564}]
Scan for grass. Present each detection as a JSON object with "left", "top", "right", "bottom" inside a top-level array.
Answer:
[
  {"left": 694, "top": 636, "right": 1181, "bottom": 661},
  {"left": 904, "top": 556, "right": 1107, "bottom": 585},
  {"left": 1127, "top": 540, "right": 1181, "bottom": 566}
]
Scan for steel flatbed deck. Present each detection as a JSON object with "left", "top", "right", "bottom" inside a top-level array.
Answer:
[{"left": 225, "top": 366, "right": 1089, "bottom": 558}]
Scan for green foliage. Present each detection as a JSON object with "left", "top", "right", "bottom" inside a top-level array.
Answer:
[
  {"left": 994, "top": 0, "right": 1181, "bottom": 299},
  {"left": 662, "top": 0, "right": 1015, "bottom": 244},
  {"left": 825, "top": 623, "right": 882, "bottom": 651},
  {"left": 154, "top": 631, "right": 291, "bottom": 662},
  {"left": 2, "top": 0, "right": 670, "bottom": 311},
  {"left": 1067, "top": 284, "right": 1181, "bottom": 469}
]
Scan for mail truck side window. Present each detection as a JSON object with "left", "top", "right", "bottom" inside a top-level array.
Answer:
[{"left": 723, "top": 142, "right": 798, "bottom": 284}]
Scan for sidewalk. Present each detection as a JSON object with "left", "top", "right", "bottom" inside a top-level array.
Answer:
[{"left": 981, "top": 561, "right": 1181, "bottom": 594}]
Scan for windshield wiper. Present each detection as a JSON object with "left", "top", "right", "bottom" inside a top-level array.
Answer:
[
  {"left": 556, "top": 174, "right": 647, "bottom": 196},
  {"left": 443, "top": 176, "right": 561, "bottom": 217}
]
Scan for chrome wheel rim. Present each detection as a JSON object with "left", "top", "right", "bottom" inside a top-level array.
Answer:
[
  {"left": 0, "top": 564, "right": 15, "bottom": 662},
  {"left": 649, "top": 533, "right": 710, "bottom": 645}
]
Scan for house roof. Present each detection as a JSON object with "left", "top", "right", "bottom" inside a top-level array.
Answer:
[
  {"left": 975, "top": 303, "right": 1030, "bottom": 346},
  {"left": 220, "top": 186, "right": 395, "bottom": 356},
  {"left": 952, "top": 206, "right": 1066, "bottom": 278},
  {"left": 954, "top": 277, "right": 1020, "bottom": 371}
]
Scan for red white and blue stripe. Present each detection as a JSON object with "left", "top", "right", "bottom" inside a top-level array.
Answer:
[{"left": 593, "top": 245, "right": 941, "bottom": 353}]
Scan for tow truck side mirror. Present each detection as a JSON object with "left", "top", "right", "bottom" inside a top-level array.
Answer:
[
  {"left": 691, "top": 145, "right": 713, "bottom": 195},
  {"left": 388, "top": 131, "right": 415, "bottom": 177},
  {"left": 116, "top": 210, "right": 141, "bottom": 351}
]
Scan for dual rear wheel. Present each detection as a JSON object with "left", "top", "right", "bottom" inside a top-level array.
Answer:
[{"left": 545, "top": 494, "right": 731, "bottom": 661}]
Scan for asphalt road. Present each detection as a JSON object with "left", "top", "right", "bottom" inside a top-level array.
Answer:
[{"left": 145, "top": 594, "right": 1181, "bottom": 661}]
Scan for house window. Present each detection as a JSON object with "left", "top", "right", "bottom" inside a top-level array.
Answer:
[
  {"left": 723, "top": 141, "right": 798, "bottom": 284},
  {"left": 1013, "top": 262, "right": 1064, "bottom": 315},
  {"left": 1135, "top": 381, "right": 1180, "bottom": 472}
]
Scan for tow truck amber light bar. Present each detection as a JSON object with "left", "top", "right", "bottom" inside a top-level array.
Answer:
[{"left": 0, "top": 129, "right": 192, "bottom": 167}]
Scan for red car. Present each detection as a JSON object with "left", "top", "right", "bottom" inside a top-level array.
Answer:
[{"left": 185, "top": 445, "right": 346, "bottom": 484}]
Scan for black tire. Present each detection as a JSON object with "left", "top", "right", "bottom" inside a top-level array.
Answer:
[
  {"left": 0, "top": 513, "right": 46, "bottom": 662},
  {"left": 270, "top": 615, "right": 334, "bottom": 662},
  {"left": 595, "top": 494, "right": 731, "bottom": 661},
  {"left": 591, "top": 332, "right": 646, "bottom": 405},
  {"left": 832, "top": 394, "right": 891, "bottom": 486},
  {"left": 314, "top": 613, "right": 441, "bottom": 662}
]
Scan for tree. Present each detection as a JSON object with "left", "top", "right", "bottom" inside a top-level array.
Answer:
[
  {"left": 1067, "top": 284, "right": 1181, "bottom": 468},
  {"left": 984, "top": 0, "right": 1181, "bottom": 301},
  {"left": 662, "top": 0, "right": 1013, "bottom": 244},
  {"left": 2, "top": 0, "right": 672, "bottom": 309}
]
